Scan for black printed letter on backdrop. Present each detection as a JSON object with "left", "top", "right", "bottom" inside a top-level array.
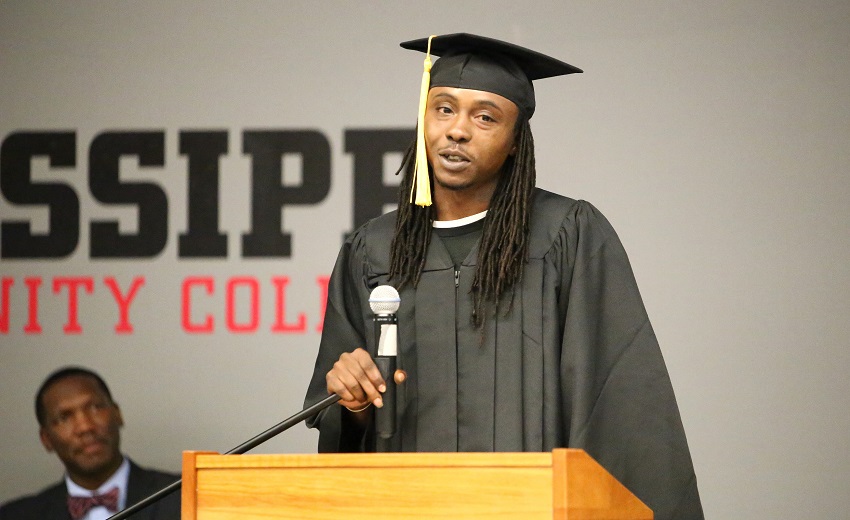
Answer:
[
  {"left": 1, "top": 131, "right": 79, "bottom": 258},
  {"left": 178, "top": 131, "right": 228, "bottom": 258},
  {"left": 89, "top": 131, "right": 167, "bottom": 258},
  {"left": 345, "top": 128, "right": 413, "bottom": 232},
  {"left": 241, "top": 130, "right": 331, "bottom": 257}
]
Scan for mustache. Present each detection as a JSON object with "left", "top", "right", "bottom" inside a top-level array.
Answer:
[
  {"left": 437, "top": 146, "right": 471, "bottom": 161},
  {"left": 74, "top": 434, "right": 112, "bottom": 452}
]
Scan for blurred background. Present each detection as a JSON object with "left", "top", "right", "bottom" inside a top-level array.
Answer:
[{"left": 1, "top": 2, "right": 848, "bottom": 518}]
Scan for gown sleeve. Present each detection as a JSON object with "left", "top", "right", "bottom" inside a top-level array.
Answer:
[
  {"left": 303, "top": 229, "right": 374, "bottom": 452},
  {"left": 558, "top": 201, "right": 704, "bottom": 520}
]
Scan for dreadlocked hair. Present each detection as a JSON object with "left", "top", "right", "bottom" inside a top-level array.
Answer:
[
  {"left": 389, "top": 118, "right": 536, "bottom": 328},
  {"left": 388, "top": 139, "right": 435, "bottom": 290}
]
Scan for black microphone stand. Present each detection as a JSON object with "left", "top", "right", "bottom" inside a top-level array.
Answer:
[{"left": 107, "top": 393, "right": 340, "bottom": 520}]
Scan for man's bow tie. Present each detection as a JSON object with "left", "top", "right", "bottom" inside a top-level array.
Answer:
[{"left": 67, "top": 486, "right": 119, "bottom": 520}]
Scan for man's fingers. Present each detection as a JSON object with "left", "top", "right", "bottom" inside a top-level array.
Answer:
[
  {"left": 349, "top": 349, "right": 386, "bottom": 402},
  {"left": 326, "top": 348, "right": 386, "bottom": 407},
  {"left": 330, "top": 359, "right": 372, "bottom": 402},
  {"left": 351, "top": 348, "right": 386, "bottom": 391},
  {"left": 325, "top": 372, "right": 359, "bottom": 403},
  {"left": 394, "top": 369, "right": 407, "bottom": 384}
]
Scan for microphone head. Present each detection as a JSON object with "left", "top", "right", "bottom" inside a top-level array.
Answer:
[{"left": 369, "top": 285, "right": 401, "bottom": 315}]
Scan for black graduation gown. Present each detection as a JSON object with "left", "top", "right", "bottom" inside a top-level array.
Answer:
[{"left": 304, "top": 188, "right": 703, "bottom": 520}]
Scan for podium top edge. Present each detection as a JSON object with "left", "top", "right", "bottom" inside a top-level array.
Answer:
[{"left": 187, "top": 450, "right": 586, "bottom": 469}]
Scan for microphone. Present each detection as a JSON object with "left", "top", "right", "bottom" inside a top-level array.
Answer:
[{"left": 369, "top": 285, "right": 400, "bottom": 439}]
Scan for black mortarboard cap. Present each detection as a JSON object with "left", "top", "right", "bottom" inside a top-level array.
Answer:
[
  {"left": 399, "top": 33, "right": 581, "bottom": 207},
  {"left": 400, "top": 33, "right": 582, "bottom": 120}
]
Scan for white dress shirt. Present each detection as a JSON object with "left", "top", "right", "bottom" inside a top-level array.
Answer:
[{"left": 65, "top": 457, "right": 130, "bottom": 520}]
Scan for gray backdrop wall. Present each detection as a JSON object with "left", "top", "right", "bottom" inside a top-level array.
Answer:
[{"left": 1, "top": 1, "right": 848, "bottom": 518}]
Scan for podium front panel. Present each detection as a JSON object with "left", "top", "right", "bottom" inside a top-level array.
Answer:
[{"left": 182, "top": 450, "right": 652, "bottom": 519}]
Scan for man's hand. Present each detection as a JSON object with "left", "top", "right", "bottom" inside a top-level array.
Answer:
[
  {"left": 326, "top": 348, "right": 407, "bottom": 412},
  {"left": 326, "top": 348, "right": 385, "bottom": 411}
]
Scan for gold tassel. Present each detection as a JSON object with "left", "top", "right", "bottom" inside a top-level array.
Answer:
[{"left": 411, "top": 35, "right": 436, "bottom": 207}]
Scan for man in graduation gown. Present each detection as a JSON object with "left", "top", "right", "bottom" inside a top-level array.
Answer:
[{"left": 304, "top": 33, "right": 704, "bottom": 520}]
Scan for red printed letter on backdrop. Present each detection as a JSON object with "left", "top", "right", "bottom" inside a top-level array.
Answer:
[
  {"left": 53, "top": 277, "right": 94, "bottom": 334},
  {"left": 23, "top": 277, "right": 42, "bottom": 334},
  {"left": 0, "top": 278, "right": 12, "bottom": 333},
  {"left": 182, "top": 277, "right": 214, "bottom": 333},
  {"left": 104, "top": 276, "right": 145, "bottom": 334},
  {"left": 315, "top": 275, "right": 330, "bottom": 333},
  {"left": 271, "top": 276, "right": 307, "bottom": 333},
  {"left": 226, "top": 277, "right": 259, "bottom": 333}
]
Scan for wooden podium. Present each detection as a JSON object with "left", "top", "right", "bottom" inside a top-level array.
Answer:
[{"left": 182, "top": 449, "right": 652, "bottom": 519}]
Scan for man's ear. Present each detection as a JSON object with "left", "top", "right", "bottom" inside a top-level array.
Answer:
[
  {"left": 39, "top": 428, "right": 55, "bottom": 453},
  {"left": 114, "top": 403, "right": 124, "bottom": 428}
]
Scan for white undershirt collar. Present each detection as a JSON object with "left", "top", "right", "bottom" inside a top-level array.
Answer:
[{"left": 432, "top": 210, "right": 488, "bottom": 229}]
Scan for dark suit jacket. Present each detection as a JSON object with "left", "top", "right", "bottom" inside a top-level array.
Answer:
[{"left": 0, "top": 460, "right": 180, "bottom": 520}]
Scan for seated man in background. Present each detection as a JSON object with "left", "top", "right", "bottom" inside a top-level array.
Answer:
[{"left": 0, "top": 366, "right": 180, "bottom": 520}]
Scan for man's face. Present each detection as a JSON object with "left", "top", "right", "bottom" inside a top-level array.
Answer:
[
  {"left": 38, "top": 375, "right": 124, "bottom": 488},
  {"left": 424, "top": 86, "right": 519, "bottom": 200}
]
